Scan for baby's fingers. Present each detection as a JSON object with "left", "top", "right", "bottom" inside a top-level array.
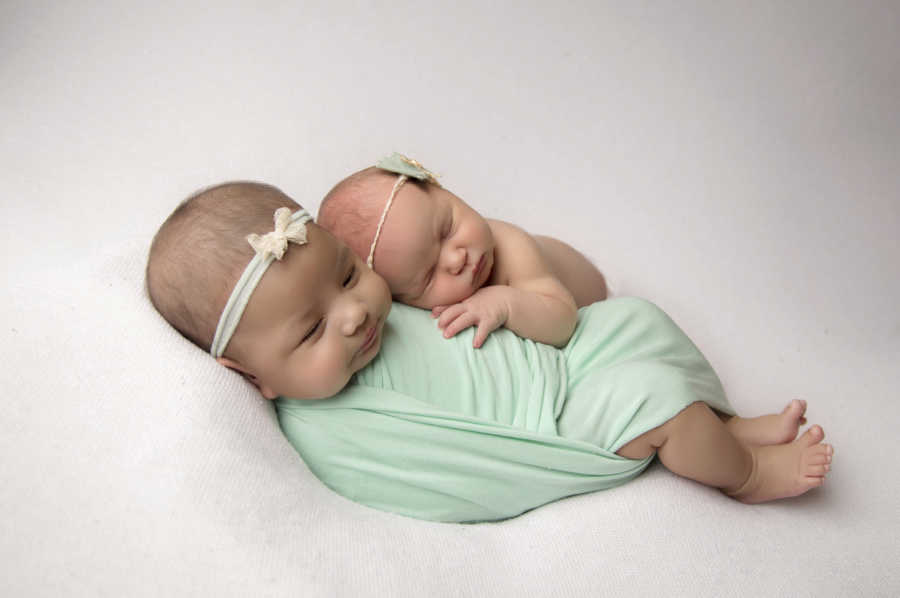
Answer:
[
  {"left": 472, "top": 322, "right": 496, "bottom": 348},
  {"left": 442, "top": 311, "right": 478, "bottom": 339},
  {"left": 437, "top": 303, "right": 466, "bottom": 329},
  {"left": 431, "top": 305, "right": 449, "bottom": 318}
]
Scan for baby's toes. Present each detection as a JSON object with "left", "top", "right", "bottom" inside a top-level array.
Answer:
[
  {"left": 806, "top": 451, "right": 830, "bottom": 466},
  {"left": 805, "top": 463, "right": 830, "bottom": 477},
  {"left": 803, "top": 476, "right": 826, "bottom": 489},
  {"left": 784, "top": 399, "right": 806, "bottom": 420},
  {"left": 797, "top": 425, "right": 825, "bottom": 447},
  {"left": 810, "top": 444, "right": 833, "bottom": 466},
  {"left": 801, "top": 443, "right": 833, "bottom": 478}
]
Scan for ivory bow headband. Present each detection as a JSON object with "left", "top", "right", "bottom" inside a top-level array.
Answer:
[
  {"left": 210, "top": 207, "right": 312, "bottom": 357},
  {"left": 367, "top": 153, "right": 440, "bottom": 269}
]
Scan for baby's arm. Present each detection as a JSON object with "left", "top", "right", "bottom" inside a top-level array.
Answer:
[
  {"left": 533, "top": 235, "right": 607, "bottom": 306},
  {"left": 435, "top": 221, "right": 577, "bottom": 348}
]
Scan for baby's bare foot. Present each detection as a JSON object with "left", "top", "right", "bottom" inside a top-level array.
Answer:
[
  {"left": 726, "top": 399, "right": 808, "bottom": 446},
  {"left": 727, "top": 425, "right": 833, "bottom": 504}
]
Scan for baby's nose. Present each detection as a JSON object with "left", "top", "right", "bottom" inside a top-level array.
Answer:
[
  {"left": 340, "top": 299, "right": 367, "bottom": 336},
  {"left": 444, "top": 247, "right": 466, "bottom": 276}
]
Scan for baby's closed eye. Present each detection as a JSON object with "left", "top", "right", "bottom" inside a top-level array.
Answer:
[
  {"left": 343, "top": 265, "right": 356, "bottom": 287},
  {"left": 300, "top": 319, "right": 323, "bottom": 345}
]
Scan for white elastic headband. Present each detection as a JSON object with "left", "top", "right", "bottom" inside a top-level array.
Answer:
[
  {"left": 210, "top": 207, "right": 312, "bottom": 357},
  {"left": 366, "top": 153, "right": 440, "bottom": 270}
]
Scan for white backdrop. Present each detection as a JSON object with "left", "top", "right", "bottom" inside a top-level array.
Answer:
[{"left": 2, "top": 1, "right": 898, "bottom": 596}]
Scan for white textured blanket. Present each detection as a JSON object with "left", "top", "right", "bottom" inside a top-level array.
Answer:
[{"left": 2, "top": 1, "right": 898, "bottom": 596}]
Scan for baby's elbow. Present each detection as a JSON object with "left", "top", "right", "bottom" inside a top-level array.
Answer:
[{"left": 550, "top": 306, "right": 578, "bottom": 348}]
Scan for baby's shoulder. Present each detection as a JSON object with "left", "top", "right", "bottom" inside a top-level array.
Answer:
[
  {"left": 486, "top": 219, "right": 546, "bottom": 282},
  {"left": 487, "top": 218, "right": 530, "bottom": 238},
  {"left": 487, "top": 219, "right": 539, "bottom": 255}
]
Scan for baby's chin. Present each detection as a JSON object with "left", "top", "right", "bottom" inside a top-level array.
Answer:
[
  {"left": 357, "top": 344, "right": 380, "bottom": 369},
  {"left": 435, "top": 292, "right": 473, "bottom": 309},
  {"left": 354, "top": 317, "right": 387, "bottom": 369}
]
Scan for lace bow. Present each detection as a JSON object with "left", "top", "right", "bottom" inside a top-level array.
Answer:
[{"left": 246, "top": 207, "right": 308, "bottom": 260}]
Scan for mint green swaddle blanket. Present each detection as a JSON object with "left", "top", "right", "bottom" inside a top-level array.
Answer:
[{"left": 276, "top": 297, "right": 733, "bottom": 522}]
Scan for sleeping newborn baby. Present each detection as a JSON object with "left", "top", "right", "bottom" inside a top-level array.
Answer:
[
  {"left": 317, "top": 154, "right": 608, "bottom": 348},
  {"left": 146, "top": 181, "right": 834, "bottom": 523}
]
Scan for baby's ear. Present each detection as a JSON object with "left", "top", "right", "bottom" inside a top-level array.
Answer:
[{"left": 215, "top": 357, "right": 279, "bottom": 400}]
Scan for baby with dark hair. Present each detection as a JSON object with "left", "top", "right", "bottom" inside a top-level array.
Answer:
[
  {"left": 146, "top": 181, "right": 833, "bottom": 522},
  {"left": 148, "top": 183, "right": 298, "bottom": 352},
  {"left": 148, "top": 181, "right": 391, "bottom": 399}
]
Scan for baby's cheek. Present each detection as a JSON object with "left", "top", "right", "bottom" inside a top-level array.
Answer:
[
  {"left": 286, "top": 352, "right": 347, "bottom": 400},
  {"left": 404, "top": 294, "right": 434, "bottom": 310},
  {"left": 436, "top": 281, "right": 475, "bottom": 308},
  {"left": 385, "top": 275, "right": 408, "bottom": 297},
  {"left": 318, "top": 362, "right": 352, "bottom": 398}
]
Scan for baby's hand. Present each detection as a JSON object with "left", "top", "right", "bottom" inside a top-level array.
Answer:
[{"left": 432, "top": 286, "right": 510, "bottom": 348}]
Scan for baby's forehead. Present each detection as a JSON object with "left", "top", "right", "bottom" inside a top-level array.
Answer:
[
  {"left": 260, "top": 228, "right": 348, "bottom": 302},
  {"left": 391, "top": 197, "right": 441, "bottom": 241},
  {"left": 303, "top": 223, "right": 345, "bottom": 261},
  {"left": 377, "top": 218, "right": 438, "bottom": 287},
  {"left": 277, "top": 224, "right": 343, "bottom": 271}
]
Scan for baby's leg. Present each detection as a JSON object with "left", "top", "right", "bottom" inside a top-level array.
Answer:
[
  {"left": 617, "top": 402, "right": 833, "bottom": 503},
  {"left": 533, "top": 235, "right": 607, "bottom": 306}
]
